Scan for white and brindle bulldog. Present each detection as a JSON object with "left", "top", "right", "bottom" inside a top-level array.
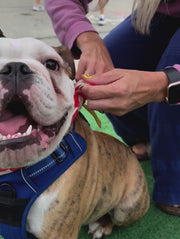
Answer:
[{"left": 0, "top": 38, "right": 149, "bottom": 239}]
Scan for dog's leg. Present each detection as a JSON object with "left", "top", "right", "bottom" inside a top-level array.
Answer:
[
  {"left": 88, "top": 214, "right": 113, "bottom": 239},
  {"left": 88, "top": 181, "right": 149, "bottom": 239},
  {"left": 110, "top": 170, "right": 149, "bottom": 227},
  {"left": 88, "top": 154, "right": 149, "bottom": 238}
]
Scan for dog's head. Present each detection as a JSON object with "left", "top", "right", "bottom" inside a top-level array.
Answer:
[{"left": 0, "top": 38, "right": 76, "bottom": 169}]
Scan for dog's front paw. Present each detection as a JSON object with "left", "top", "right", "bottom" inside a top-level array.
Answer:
[{"left": 88, "top": 214, "right": 113, "bottom": 239}]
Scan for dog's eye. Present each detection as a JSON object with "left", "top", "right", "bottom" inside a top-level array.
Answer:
[{"left": 44, "top": 59, "right": 59, "bottom": 71}]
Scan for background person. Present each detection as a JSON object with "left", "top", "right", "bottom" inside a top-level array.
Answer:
[
  {"left": 45, "top": 0, "right": 180, "bottom": 216},
  {"left": 32, "top": 0, "right": 44, "bottom": 11},
  {"left": 98, "top": 0, "right": 107, "bottom": 25}
]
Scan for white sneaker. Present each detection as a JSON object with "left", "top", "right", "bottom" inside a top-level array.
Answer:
[
  {"left": 32, "top": 4, "right": 44, "bottom": 11},
  {"left": 98, "top": 16, "right": 106, "bottom": 25}
]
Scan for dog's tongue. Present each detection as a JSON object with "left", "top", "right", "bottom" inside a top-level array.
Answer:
[{"left": 0, "top": 114, "right": 27, "bottom": 135}]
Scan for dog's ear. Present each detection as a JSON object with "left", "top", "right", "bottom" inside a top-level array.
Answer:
[{"left": 53, "top": 46, "right": 75, "bottom": 80}]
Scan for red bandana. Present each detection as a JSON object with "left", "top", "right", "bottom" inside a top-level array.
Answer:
[{"left": 71, "top": 82, "right": 86, "bottom": 123}]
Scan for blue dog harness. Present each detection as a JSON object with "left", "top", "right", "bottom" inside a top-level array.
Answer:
[{"left": 0, "top": 128, "right": 87, "bottom": 239}]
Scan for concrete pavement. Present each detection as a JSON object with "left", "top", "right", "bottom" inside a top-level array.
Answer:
[{"left": 0, "top": 0, "right": 133, "bottom": 45}]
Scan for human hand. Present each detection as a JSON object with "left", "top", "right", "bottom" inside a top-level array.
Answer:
[
  {"left": 75, "top": 32, "right": 114, "bottom": 80},
  {"left": 80, "top": 69, "right": 168, "bottom": 116}
]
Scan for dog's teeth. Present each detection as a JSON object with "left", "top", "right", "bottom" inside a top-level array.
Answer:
[
  {"left": 37, "top": 125, "right": 41, "bottom": 131},
  {"left": 13, "top": 133, "right": 21, "bottom": 138},
  {"left": 0, "top": 125, "right": 33, "bottom": 141},
  {"left": 7, "top": 134, "right": 11, "bottom": 139},
  {"left": 26, "top": 125, "right": 32, "bottom": 135},
  {"left": 2, "top": 136, "right": 6, "bottom": 140}
]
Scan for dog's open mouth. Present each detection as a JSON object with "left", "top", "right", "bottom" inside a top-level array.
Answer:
[{"left": 0, "top": 97, "right": 67, "bottom": 152}]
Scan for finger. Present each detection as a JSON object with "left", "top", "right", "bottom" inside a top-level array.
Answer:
[
  {"left": 75, "top": 59, "right": 86, "bottom": 80},
  {"left": 86, "top": 59, "right": 107, "bottom": 75},
  {"left": 82, "top": 70, "right": 121, "bottom": 85},
  {"left": 94, "top": 60, "right": 114, "bottom": 75},
  {"left": 86, "top": 98, "right": 127, "bottom": 116},
  {"left": 84, "top": 61, "right": 96, "bottom": 76},
  {"left": 80, "top": 83, "right": 116, "bottom": 100},
  {"left": 87, "top": 98, "right": 113, "bottom": 111}
]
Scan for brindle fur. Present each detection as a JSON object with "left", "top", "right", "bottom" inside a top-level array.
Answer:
[{"left": 38, "top": 115, "right": 149, "bottom": 239}]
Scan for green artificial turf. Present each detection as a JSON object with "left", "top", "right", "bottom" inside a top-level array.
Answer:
[{"left": 78, "top": 108, "right": 180, "bottom": 239}]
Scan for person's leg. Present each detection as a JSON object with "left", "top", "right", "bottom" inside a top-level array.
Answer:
[
  {"left": 104, "top": 13, "right": 180, "bottom": 215},
  {"left": 33, "top": 0, "right": 44, "bottom": 11},
  {"left": 104, "top": 13, "right": 179, "bottom": 147},
  {"left": 148, "top": 28, "right": 180, "bottom": 214},
  {"left": 98, "top": 0, "right": 106, "bottom": 25}
]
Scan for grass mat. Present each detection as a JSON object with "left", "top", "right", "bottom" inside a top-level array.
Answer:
[{"left": 78, "top": 108, "right": 180, "bottom": 239}]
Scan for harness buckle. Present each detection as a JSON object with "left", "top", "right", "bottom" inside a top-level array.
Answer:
[
  {"left": 52, "top": 141, "right": 68, "bottom": 163},
  {"left": 0, "top": 183, "right": 29, "bottom": 227},
  {"left": 0, "top": 183, "right": 16, "bottom": 198}
]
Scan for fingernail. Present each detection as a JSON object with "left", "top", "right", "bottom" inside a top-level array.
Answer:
[
  {"left": 78, "top": 86, "right": 87, "bottom": 100},
  {"left": 83, "top": 74, "right": 92, "bottom": 79},
  {"left": 78, "top": 85, "right": 83, "bottom": 92}
]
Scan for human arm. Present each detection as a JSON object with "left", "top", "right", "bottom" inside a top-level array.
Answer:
[
  {"left": 45, "top": 0, "right": 93, "bottom": 51},
  {"left": 45, "top": 0, "right": 113, "bottom": 79},
  {"left": 75, "top": 31, "right": 114, "bottom": 79},
  {"left": 80, "top": 69, "right": 169, "bottom": 116}
]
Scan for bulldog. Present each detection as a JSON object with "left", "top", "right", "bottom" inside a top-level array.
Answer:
[{"left": 0, "top": 38, "right": 149, "bottom": 239}]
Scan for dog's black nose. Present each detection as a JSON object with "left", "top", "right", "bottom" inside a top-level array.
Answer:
[
  {"left": 0, "top": 62, "right": 34, "bottom": 96},
  {"left": 0, "top": 62, "right": 32, "bottom": 76}
]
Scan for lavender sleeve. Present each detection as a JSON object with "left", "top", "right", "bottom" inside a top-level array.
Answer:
[
  {"left": 157, "top": 0, "right": 180, "bottom": 18},
  {"left": 174, "top": 64, "right": 180, "bottom": 72},
  {"left": 45, "top": 0, "right": 96, "bottom": 55}
]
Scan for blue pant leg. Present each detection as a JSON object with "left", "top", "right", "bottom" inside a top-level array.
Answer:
[
  {"left": 149, "top": 28, "right": 180, "bottom": 205},
  {"left": 104, "top": 14, "right": 180, "bottom": 204},
  {"left": 106, "top": 107, "right": 149, "bottom": 146}
]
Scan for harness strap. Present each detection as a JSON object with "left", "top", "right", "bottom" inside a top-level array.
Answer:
[
  {"left": 0, "top": 129, "right": 87, "bottom": 239},
  {"left": 0, "top": 181, "right": 30, "bottom": 230}
]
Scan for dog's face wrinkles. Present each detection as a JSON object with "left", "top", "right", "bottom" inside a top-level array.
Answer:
[{"left": 0, "top": 38, "right": 75, "bottom": 169}]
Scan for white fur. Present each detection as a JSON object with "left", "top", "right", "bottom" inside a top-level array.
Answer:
[{"left": 0, "top": 38, "right": 75, "bottom": 169}]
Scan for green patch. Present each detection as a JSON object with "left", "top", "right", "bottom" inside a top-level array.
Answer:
[{"left": 80, "top": 107, "right": 123, "bottom": 142}]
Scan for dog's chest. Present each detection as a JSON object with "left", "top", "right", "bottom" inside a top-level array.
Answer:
[
  {"left": 0, "top": 130, "right": 87, "bottom": 239},
  {"left": 27, "top": 191, "right": 58, "bottom": 235}
]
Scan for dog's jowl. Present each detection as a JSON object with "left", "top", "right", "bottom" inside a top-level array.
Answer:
[{"left": 0, "top": 38, "right": 149, "bottom": 239}]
